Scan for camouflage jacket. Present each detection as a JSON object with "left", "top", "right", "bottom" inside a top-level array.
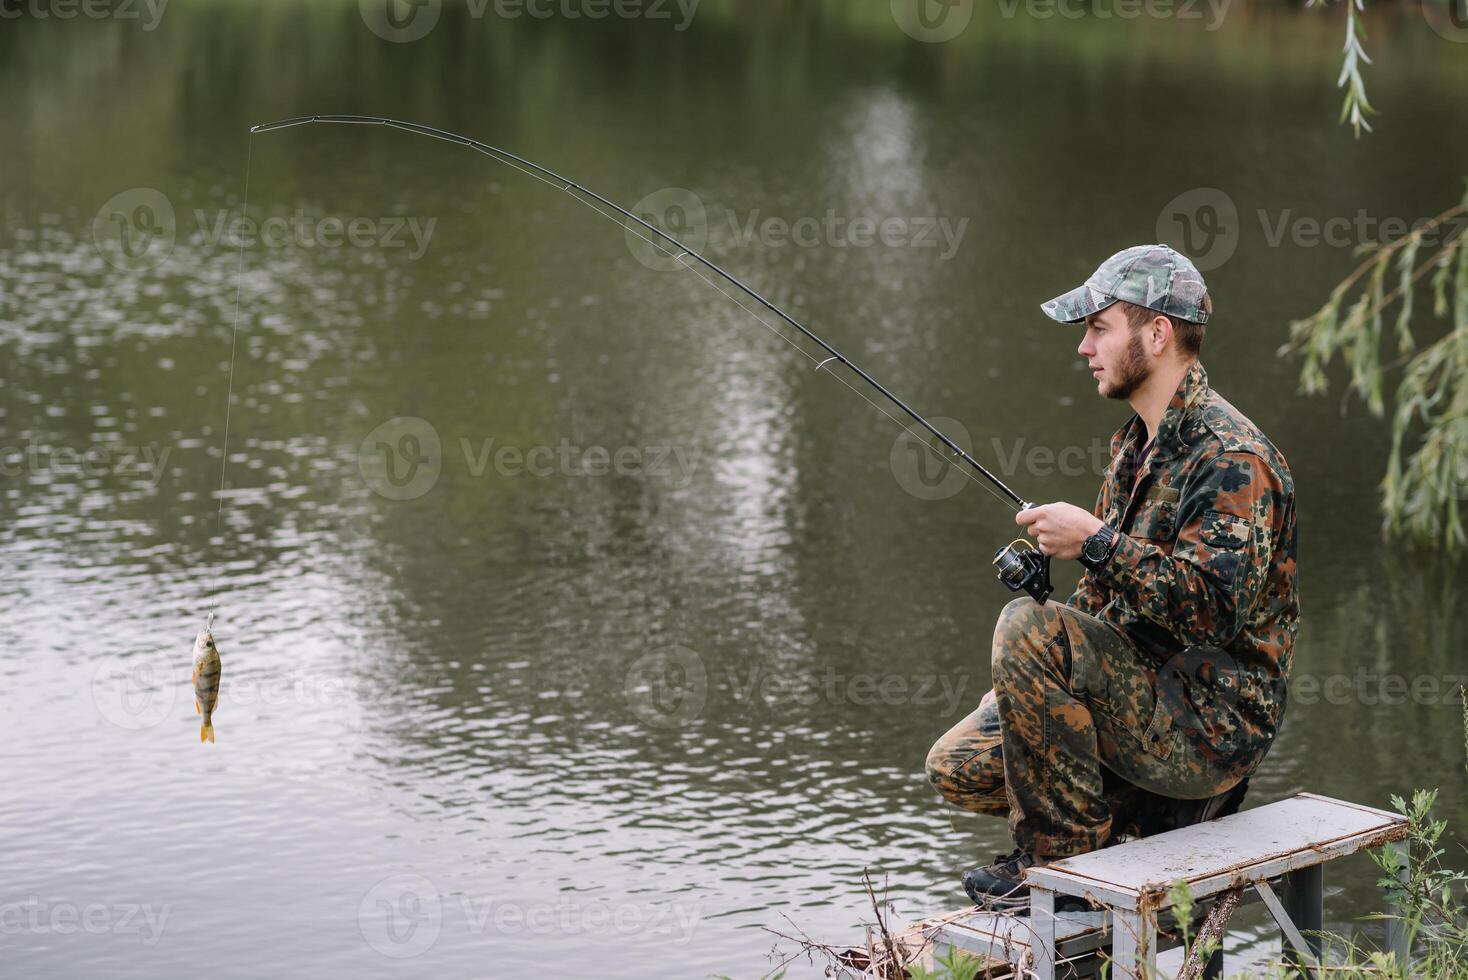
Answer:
[{"left": 1068, "top": 361, "right": 1299, "bottom": 758}]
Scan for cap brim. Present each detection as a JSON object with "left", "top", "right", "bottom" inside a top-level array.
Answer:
[{"left": 1040, "top": 283, "right": 1114, "bottom": 324}]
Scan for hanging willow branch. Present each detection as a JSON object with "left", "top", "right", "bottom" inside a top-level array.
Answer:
[
  {"left": 1309, "top": 0, "right": 1376, "bottom": 137},
  {"left": 1280, "top": 186, "right": 1468, "bottom": 551}
]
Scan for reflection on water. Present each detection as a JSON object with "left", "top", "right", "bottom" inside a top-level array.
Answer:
[{"left": 2, "top": 3, "right": 1467, "bottom": 977}]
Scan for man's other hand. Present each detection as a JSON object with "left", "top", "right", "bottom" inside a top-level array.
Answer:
[{"left": 1015, "top": 503, "right": 1104, "bottom": 560}]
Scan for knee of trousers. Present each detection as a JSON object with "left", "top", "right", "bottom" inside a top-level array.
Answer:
[
  {"left": 991, "top": 596, "right": 1064, "bottom": 690},
  {"left": 923, "top": 738, "right": 956, "bottom": 787}
]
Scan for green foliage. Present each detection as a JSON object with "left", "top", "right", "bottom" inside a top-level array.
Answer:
[
  {"left": 1167, "top": 878, "right": 1223, "bottom": 974},
  {"left": 1306, "top": 789, "right": 1468, "bottom": 978},
  {"left": 1283, "top": 186, "right": 1468, "bottom": 551},
  {"left": 905, "top": 945, "right": 983, "bottom": 980},
  {"left": 1159, "top": 792, "right": 1468, "bottom": 978},
  {"left": 1310, "top": 0, "right": 1376, "bottom": 136}
]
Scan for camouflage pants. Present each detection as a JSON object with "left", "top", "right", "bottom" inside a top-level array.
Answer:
[{"left": 925, "top": 597, "right": 1252, "bottom": 859}]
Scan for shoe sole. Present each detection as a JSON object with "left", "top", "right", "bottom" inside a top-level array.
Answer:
[{"left": 966, "top": 887, "right": 1030, "bottom": 911}]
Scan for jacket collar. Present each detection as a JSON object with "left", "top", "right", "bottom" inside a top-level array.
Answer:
[{"left": 1113, "top": 360, "right": 1209, "bottom": 464}]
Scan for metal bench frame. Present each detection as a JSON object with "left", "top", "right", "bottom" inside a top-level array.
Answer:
[{"left": 929, "top": 793, "right": 1412, "bottom": 979}]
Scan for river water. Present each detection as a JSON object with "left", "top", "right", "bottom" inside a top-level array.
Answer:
[{"left": 3, "top": 2, "right": 1467, "bottom": 977}]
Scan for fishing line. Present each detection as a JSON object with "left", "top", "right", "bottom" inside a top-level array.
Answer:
[
  {"left": 205, "top": 136, "right": 256, "bottom": 629},
  {"left": 249, "top": 114, "right": 1028, "bottom": 516}
]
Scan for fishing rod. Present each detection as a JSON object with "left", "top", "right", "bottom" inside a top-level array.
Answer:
[{"left": 248, "top": 114, "right": 1053, "bottom": 603}]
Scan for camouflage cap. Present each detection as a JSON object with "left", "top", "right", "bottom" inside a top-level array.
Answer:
[{"left": 1040, "top": 244, "right": 1211, "bottom": 325}]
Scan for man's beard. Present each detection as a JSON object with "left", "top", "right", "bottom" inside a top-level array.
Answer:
[{"left": 1102, "top": 330, "right": 1151, "bottom": 400}]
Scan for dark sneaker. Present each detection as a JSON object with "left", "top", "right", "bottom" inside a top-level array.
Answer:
[{"left": 961, "top": 848, "right": 1040, "bottom": 909}]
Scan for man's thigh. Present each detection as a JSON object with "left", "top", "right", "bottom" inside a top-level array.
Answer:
[{"left": 1058, "top": 606, "right": 1245, "bottom": 801}]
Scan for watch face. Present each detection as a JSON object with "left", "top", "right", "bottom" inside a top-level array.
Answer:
[{"left": 1083, "top": 536, "right": 1108, "bottom": 563}]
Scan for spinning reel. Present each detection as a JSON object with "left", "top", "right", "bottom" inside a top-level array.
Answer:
[{"left": 992, "top": 538, "right": 1053, "bottom": 604}]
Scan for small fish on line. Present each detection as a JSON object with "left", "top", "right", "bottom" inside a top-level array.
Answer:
[{"left": 192, "top": 631, "right": 222, "bottom": 743}]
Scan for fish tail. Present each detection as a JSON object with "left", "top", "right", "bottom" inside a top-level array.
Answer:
[{"left": 200, "top": 720, "right": 215, "bottom": 743}]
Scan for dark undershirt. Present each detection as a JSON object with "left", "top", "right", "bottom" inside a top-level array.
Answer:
[{"left": 1126, "top": 436, "right": 1156, "bottom": 499}]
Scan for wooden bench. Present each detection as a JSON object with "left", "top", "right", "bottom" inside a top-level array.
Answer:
[{"left": 925, "top": 793, "right": 1411, "bottom": 979}]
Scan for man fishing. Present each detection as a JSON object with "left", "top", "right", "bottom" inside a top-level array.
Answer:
[{"left": 925, "top": 244, "right": 1299, "bottom": 908}]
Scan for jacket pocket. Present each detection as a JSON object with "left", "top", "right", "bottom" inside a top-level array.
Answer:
[
  {"left": 1200, "top": 509, "right": 1252, "bottom": 550},
  {"left": 1129, "top": 499, "right": 1178, "bottom": 545},
  {"left": 1190, "top": 509, "right": 1254, "bottom": 595}
]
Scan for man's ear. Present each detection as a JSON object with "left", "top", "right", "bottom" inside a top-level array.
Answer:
[{"left": 1149, "top": 315, "right": 1174, "bottom": 356}]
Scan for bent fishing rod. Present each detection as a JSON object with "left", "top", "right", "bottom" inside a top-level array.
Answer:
[{"left": 248, "top": 114, "right": 1054, "bottom": 603}]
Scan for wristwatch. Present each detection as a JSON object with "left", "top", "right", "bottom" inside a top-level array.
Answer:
[{"left": 1080, "top": 524, "right": 1119, "bottom": 571}]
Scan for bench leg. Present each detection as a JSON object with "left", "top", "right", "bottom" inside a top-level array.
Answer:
[
  {"left": 1202, "top": 944, "right": 1224, "bottom": 979},
  {"left": 1383, "top": 841, "right": 1411, "bottom": 970},
  {"left": 1030, "top": 888, "right": 1057, "bottom": 980},
  {"left": 1281, "top": 864, "right": 1323, "bottom": 971},
  {"left": 1112, "top": 909, "right": 1156, "bottom": 979}
]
